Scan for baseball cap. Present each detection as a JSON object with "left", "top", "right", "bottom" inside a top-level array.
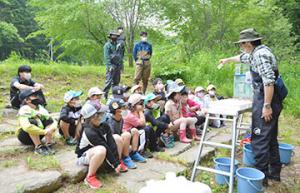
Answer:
[
  {"left": 144, "top": 93, "right": 161, "bottom": 105},
  {"left": 109, "top": 98, "right": 126, "bottom": 113},
  {"left": 112, "top": 86, "right": 125, "bottom": 99},
  {"left": 81, "top": 103, "right": 109, "bottom": 119},
  {"left": 207, "top": 84, "right": 216, "bottom": 91},
  {"left": 128, "top": 94, "right": 145, "bottom": 106},
  {"left": 131, "top": 85, "right": 142, "bottom": 93},
  {"left": 88, "top": 87, "right": 104, "bottom": 98},
  {"left": 195, "top": 86, "right": 205, "bottom": 93},
  {"left": 175, "top": 78, "right": 184, "bottom": 85},
  {"left": 64, "top": 90, "right": 83, "bottom": 103},
  {"left": 19, "top": 89, "right": 38, "bottom": 102}
]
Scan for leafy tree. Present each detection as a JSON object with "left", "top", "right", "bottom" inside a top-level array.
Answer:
[
  {"left": 0, "top": 0, "right": 48, "bottom": 60},
  {"left": 0, "top": 21, "right": 23, "bottom": 59},
  {"left": 30, "top": 0, "right": 117, "bottom": 64}
]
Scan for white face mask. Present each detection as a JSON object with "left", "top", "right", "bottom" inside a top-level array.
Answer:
[
  {"left": 121, "top": 110, "right": 128, "bottom": 117},
  {"left": 152, "top": 103, "right": 160, "bottom": 110},
  {"left": 155, "top": 83, "right": 164, "bottom": 91},
  {"left": 196, "top": 92, "right": 205, "bottom": 98},
  {"left": 208, "top": 91, "right": 216, "bottom": 97},
  {"left": 24, "top": 73, "right": 31, "bottom": 80},
  {"left": 141, "top": 37, "right": 147, "bottom": 42},
  {"left": 75, "top": 100, "right": 82, "bottom": 108}
]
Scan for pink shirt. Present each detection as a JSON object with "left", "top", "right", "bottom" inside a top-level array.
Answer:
[
  {"left": 123, "top": 112, "right": 141, "bottom": 132},
  {"left": 181, "top": 99, "right": 200, "bottom": 118}
]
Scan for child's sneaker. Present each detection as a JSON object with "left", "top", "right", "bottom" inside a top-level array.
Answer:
[
  {"left": 34, "top": 145, "right": 49, "bottom": 156},
  {"left": 45, "top": 143, "right": 56, "bottom": 155},
  {"left": 120, "top": 160, "right": 128, "bottom": 172},
  {"left": 123, "top": 156, "right": 137, "bottom": 169},
  {"left": 65, "top": 137, "right": 77, "bottom": 146},
  {"left": 130, "top": 152, "right": 146, "bottom": 163},
  {"left": 161, "top": 134, "right": 173, "bottom": 148},
  {"left": 84, "top": 174, "right": 102, "bottom": 189},
  {"left": 169, "top": 135, "right": 175, "bottom": 148}
]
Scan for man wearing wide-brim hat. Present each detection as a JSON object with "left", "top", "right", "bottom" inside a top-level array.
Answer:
[
  {"left": 103, "top": 30, "right": 122, "bottom": 99},
  {"left": 219, "top": 28, "right": 283, "bottom": 186}
]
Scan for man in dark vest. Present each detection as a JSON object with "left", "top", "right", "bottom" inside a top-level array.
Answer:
[
  {"left": 103, "top": 31, "right": 122, "bottom": 99},
  {"left": 219, "top": 28, "right": 283, "bottom": 186}
]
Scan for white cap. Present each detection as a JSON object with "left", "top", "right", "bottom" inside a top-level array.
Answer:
[
  {"left": 81, "top": 103, "right": 109, "bottom": 119},
  {"left": 81, "top": 104, "right": 97, "bottom": 119},
  {"left": 128, "top": 93, "right": 145, "bottom": 106},
  {"left": 131, "top": 84, "right": 142, "bottom": 93},
  {"left": 195, "top": 86, "right": 205, "bottom": 93},
  {"left": 88, "top": 87, "right": 104, "bottom": 98}
]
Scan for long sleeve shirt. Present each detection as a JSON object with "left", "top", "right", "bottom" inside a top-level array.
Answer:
[
  {"left": 75, "top": 123, "right": 120, "bottom": 168},
  {"left": 240, "top": 45, "right": 278, "bottom": 86}
]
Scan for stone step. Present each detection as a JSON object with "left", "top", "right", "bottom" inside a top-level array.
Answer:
[
  {"left": 177, "top": 132, "right": 232, "bottom": 166},
  {"left": 56, "top": 150, "right": 88, "bottom": 183},
  {"left": 0, "top": 137, "right": 33, "bottom": 154},
  {"left": 163, "top": 130, "right": 219, "bottom": 157},
  {"left": 0, "top": 165, "right": 62, "bottom": 193},
  {"left": 116, "top": 158, "right": 185, "bottom": 193},
  {"left": 0, "top": 123, "right": 15, "bottom": 134}
]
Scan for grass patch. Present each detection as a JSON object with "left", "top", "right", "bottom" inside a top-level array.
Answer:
[
  {"left": 0, "top": 159, "right": 18, "bottom": 169},
  {"left": 0, "top": 59, "right": 135, "bottom": 113},
  {"left": 155, "top": 152, "right": 186, "bottom": 166},
  {"left": 0, "top": 131, "right": 15, "bottom": 141},
  {"left": 26, "top": 155, "right": 60, "bottom": 171}
]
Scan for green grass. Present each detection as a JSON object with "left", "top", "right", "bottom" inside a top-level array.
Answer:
[
  {"left": 0, "top": 57, "right": 135, "bottom": 113},
  {"left": 0, "top": 159, "right": 18, "bottom": 169},
  {"left": 26, "top": 155, "right": 60, "bottom": 171}
]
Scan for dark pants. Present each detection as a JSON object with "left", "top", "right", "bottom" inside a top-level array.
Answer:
[
  {"left": 103, "top": 65, "right": 121, "bottom": 99},
  {"left": 156, "top": 114, "right": 171, "bottom": 137},
  {"left": 251, "top": 70, "right": 282, "bottom": 178},
  {"left": 58, "top": 121, "right": 76, "bottom": 138},
  {"left": 141, "top": 126, "right": 157, "bottom": 151},
  {"left": 17, "top": 118, "right": 53, "bottom": 145},
  {"left": 11, "top": 90, "right": 47, "bottom": 109}
]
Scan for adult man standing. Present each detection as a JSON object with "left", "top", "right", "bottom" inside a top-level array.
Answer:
[
  {"left": 10, "top": 65, "right": 47, "bottom": 109},
  {"left": 103, "top": 31, "right": 122, "bottom": 99},
  {"left": 117, "top": 26, "right": 126, "bottom": 72},
  {"left": 219, "top": 28, "right": 283, "bottom": 186},
  {"left": 133, "top": 31, "right": 152, "bottom": 94}
]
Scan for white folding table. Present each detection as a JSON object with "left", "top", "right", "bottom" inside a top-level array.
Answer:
[{"left": 191, "top": 99, "right": 252, "bottom": 193}]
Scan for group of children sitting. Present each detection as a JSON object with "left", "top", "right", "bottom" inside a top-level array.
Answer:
[{"left": 12, "top": 65, "right": 223, "bottom": 189}]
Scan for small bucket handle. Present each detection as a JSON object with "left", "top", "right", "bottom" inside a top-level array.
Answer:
[{"left": 247, "top": 179, "right": 264, "bottom": 192}]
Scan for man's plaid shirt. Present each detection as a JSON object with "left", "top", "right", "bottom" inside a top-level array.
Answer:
[{"left": 240, "top": 45, "right": 278, "bottom": 86}]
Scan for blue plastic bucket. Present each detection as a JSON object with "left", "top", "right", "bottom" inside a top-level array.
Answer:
[
  {"left": 279, "top": 143, "right": 294, "bottom": 164},
  {"left": 243, "top": 144, "right": 255, "bottom": 166},
  {"left": 214, "top": 157, "right": 239, "bottom": 185},
  {"left": 236, "top": 167, "right": 265, "bottom": 193}
]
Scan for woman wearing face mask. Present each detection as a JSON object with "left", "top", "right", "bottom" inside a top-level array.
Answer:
[
  {"left": 17, "top": 89, "right": 57, "bottom": 155},
  {"left": 10, "top": 65, "right": 47, "bottom": 109},
  {"left": 59, "top": 90, "right": 83, "bottom": 145},
  {"left": 76, "top": 103, "right": 122, "bottom": 189},
  {"left": 132, "top": 31, "right": 153, "bottom": 94}
]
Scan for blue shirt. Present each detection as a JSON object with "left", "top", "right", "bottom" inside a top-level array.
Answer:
[{"left": 132, "top": 41, "right": 152, "bottom": 61}]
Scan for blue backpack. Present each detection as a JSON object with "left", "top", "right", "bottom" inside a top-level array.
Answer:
[{"left": 275, "top": 75, "right": 288, "bottom": 101}]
